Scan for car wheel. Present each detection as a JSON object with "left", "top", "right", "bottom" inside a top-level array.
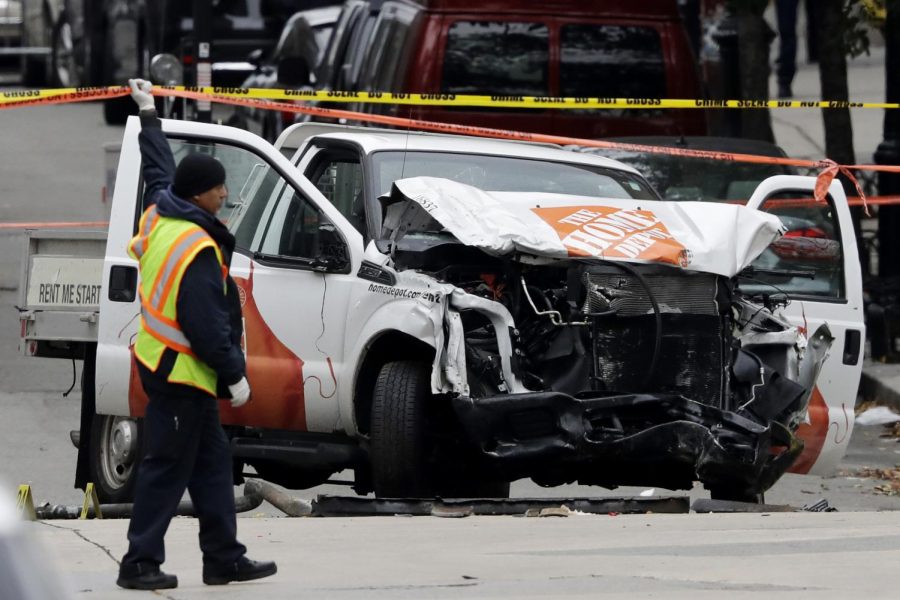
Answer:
[
  {"left": 370, "top": 360, "right": 433, "bottom": 498},
  {"left": 88, "top": 414, "right": 141, "bottom": 503},
  {"left": 51, "top": 14, "right": 80, "bottom": 87}
]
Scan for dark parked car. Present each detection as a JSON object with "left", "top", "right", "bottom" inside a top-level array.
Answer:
[
  {"left": 281, "top": 0, "right": 707, "bottom": 138},
  {"left": 49, "top": 0, "right": 337, "bottom": 123},
  {"left": 570, "top": 136, "right": 842, "bottom": 299},
  {"left": 570, "top": 136, "right": 795, "bottom": 203},
  {"left": 235, "top": 4, "right": 341, "bottom": 141}
]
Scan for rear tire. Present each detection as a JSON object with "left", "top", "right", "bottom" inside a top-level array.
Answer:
[{"left": 88, "top": 414, "right": 142, "bottom": 503}]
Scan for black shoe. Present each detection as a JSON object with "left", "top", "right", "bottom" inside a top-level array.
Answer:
[
  {"left": 116, "top": 566, "right": 178, "bottom": 590},
  {"left": 203, "top": 557, "right": 277, "bottom": 585}
]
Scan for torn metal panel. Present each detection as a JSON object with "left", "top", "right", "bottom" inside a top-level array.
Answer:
[
  {"left": 452, "top": 391, "right": 806, "bottom": 496},
  {"left": 310, "top": 495, "right": 690, "bottom": 517},
  {"left": 443, "top": 309, "right": 469, "bottom": 395},
  {"left": 449, "top": 289, "right": 527, "bottom": 394}
]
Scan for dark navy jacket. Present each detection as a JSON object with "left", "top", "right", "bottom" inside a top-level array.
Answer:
[{"left": 137, "top": 111, "right": 245, "bottom": 396}]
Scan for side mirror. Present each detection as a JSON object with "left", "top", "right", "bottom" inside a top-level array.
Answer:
[
  {"left": 315, "top": 222, "right": 350, "bottom": 272},
  {"left": 277, "top": 57, "right": 311, "bottom": 87}
]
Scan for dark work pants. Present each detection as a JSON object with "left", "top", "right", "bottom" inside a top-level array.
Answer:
[
  {"left": 775, "top": 0, "right": 799, "bottom": 88},
  {"left": 120, "top": 379, "right": 245, "bottom": 575}
]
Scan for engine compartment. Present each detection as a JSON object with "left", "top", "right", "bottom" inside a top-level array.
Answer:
[
  {"left": 391, "top": 236, "right": 831, "bottom": 495},
  {"left": 398, "top": 237, "right": 812, "bottom": 422}
]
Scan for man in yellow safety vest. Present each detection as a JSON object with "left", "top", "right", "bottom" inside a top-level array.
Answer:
[{"left": 116, "top": 79, "right": 276, "bottom": 591}]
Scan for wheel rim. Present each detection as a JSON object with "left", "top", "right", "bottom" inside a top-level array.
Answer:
[
  {"left": 99, "top": 416, "right": 137, "bottom": 490},
  {"left": 54, "top": 22, "right": 77, "bottom": 87}
]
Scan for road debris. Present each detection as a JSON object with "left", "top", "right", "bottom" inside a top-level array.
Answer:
[
  {"left": 801, "top": 498, "right": 838, "bottom": 512},
  {"left": 849, "top": 466, "right": 900, "bottom": 496},
  {"left": 525, "top": 506, "right": 572, "bottom": 518},
  {"left": 244, "top": 479, "right": 312, "bottom": 517},
  {"left": 855, "top": 406, "right": 900, "bottom": 427},
  {"left": 32, "top": 486, "right": 263, "bottom": 519},
  {"left": 880, "top": 422, "right": 900, "bottom": 439},
  {"left": 691, "top": 499, "right": 795, "bottom": 513},
  {"left": 310, "top": 496, "right": 689, "bottom": 517}
]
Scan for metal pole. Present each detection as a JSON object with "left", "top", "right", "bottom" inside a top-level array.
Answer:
[{"left": 193, "top": 0, "right": 212, "bottom": 123}]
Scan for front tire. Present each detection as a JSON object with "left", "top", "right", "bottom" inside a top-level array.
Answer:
[
  {"left": 88, "top": 414, "right": 141, "bottom": 503},
  {"left": 370, "top": 360, "right": 433, "bottom": 497},
  {"left": 369, "top": 360, "right": 510, "bottom": 499}
]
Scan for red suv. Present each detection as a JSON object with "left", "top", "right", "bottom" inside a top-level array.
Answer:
[{"left": 339, "top": 0, "right": 707, "bottom": 138}]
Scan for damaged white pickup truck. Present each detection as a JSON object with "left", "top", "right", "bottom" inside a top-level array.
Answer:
[{"left": 23, "top": 121, "right": 863, "bottom": 502}]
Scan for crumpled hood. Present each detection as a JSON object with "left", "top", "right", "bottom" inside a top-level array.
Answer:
[{"left": 385, "top": 177, "right": 786, "bottom": 278}]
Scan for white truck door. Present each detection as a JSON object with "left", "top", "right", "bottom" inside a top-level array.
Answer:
[
  {"left": 97, "top": 117, "right": 364, "bottom": 435},
  {"left": 745, "top": 175, "right": 864, "bottom": 475}
]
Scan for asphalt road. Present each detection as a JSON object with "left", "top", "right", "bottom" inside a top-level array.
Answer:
[{"left": 1, "top": 85, "right": 898, "bottom": 514}]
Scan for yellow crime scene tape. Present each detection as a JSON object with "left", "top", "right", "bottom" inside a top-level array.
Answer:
[
  {"left": 1, "top": 85, "right": 898, "bottom": 110},
  {"left": 2, "top": 84, "right": 898, "bottom": 219}
]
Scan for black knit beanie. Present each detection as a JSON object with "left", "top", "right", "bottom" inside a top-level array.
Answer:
[{"left": 172, "top": 153, "right": 227, "bottom": 199}]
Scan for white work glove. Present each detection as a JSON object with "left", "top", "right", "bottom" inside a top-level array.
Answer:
[
  {"left": 128, "top": 78, "right": 155, "bottom": 112},
  {"left": 228, "top": 377, "right": 251, "bottom": 408}
]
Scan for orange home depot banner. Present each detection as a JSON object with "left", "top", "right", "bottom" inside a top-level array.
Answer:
[
  {"left": 530, "top": 205, "right": 691, "bottom": 267},
  {"left": 388, "top": 177, "right": 785, "bottom": 277}
]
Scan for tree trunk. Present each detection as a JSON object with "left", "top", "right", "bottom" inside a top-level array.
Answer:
[
  {"left": 735, "top": 0, "right": 775, "bottom": 142},
  {"left": 817, "top": 0, "right": 855, "bottom": 166},
  {"left": 817, "top": 0, "right": 862, "bottom": 270},
  {"left": 877, "top": 0, "right": 900, "bottom": 277}
]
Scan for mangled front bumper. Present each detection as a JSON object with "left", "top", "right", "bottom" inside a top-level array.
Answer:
[{"left": 452, "top": 391, "right": 803, "bottom": 496}]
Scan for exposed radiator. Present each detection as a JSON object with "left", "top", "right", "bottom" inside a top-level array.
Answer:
[{"left": 583, "top": 265, "right": 729, "bottom": 409}]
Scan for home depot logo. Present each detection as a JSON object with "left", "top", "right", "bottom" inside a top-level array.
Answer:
[{"left": 531, "top": 205, "right": 691, "bottom": 267}]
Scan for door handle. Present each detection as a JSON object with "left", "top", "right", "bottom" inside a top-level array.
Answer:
[
  {"left": 843, "top": 329, "right": 861, "bottom": 365},
  {"left": 108, "top": 265, "right": 138, "bottom": 303}
]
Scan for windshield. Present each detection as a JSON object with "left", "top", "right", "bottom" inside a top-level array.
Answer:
[
  {"left": 584, "top": 150, "right": 791, "bottom": 203},
  {"left": 371, "top": 151, "right": 657, "bottom": 200}
]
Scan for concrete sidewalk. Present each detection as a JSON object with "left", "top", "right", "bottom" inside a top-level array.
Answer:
[
  {"left": 770, "top": 45, "right": 885, "bottom": 165},
  {"left": 861, "top": 359, "right": 900, "bottom": 410},
  {"left": 27, "top": 511, "right": 900, "bottom": 599}
]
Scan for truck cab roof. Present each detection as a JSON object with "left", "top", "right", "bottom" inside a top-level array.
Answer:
[{"left": 279, "top": 123, "right": 642, "bottom": 176}]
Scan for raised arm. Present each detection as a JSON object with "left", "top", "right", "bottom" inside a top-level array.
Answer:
[{"left": 129, "top": 79, "right": 176, "bottom": 208}]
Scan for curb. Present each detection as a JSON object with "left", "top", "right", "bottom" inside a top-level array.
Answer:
[{"left": 859, "top": 366, "right": 900, "bottom": 411}]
